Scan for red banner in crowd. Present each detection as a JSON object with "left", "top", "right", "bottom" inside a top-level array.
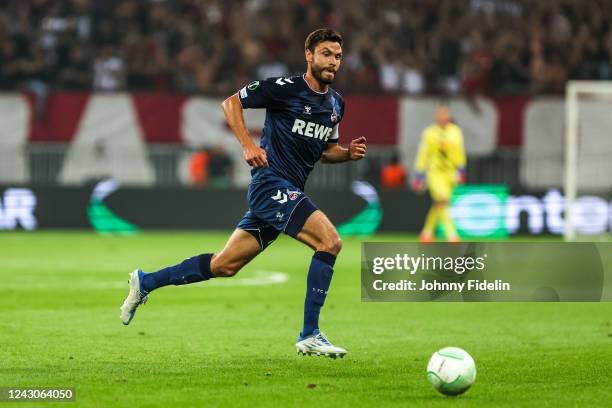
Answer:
[{"left": 22, "top": 92, "right": 529, "bottom": 146}]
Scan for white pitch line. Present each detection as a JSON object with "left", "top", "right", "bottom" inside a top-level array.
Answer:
[
  {"left": 0, "top": 270, "right": 288, "bottom": 290},
  {"left": 0, "top": 259, "right": 128, "bottom": 272}
]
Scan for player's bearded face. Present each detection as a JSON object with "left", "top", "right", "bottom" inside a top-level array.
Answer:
[{"left": 309, "top": 42, "right": 342, "bottom": 84}]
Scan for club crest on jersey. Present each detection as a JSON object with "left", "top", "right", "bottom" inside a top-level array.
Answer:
[
  {"left": 331, "top": 107, "right": 338, "bottom": 123},
  {"left": 287, "top": 190, "right": 301, "bottom": 200},
  {"left": 303, "top": 106, "right": 312, "bottom": 115}
]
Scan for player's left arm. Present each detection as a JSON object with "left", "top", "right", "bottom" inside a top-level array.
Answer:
[
  {"left": 321, "top": 136, "right": 367, "bottom": 163},
  {"left": 453, "top": 127, "right": 467, "bottom": 183}
]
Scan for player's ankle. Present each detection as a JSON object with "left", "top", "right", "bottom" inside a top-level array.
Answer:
[{"left": 420, "top": 232, "right": 434, "bottom": 243}]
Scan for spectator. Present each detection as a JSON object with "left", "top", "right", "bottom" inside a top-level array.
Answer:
[
  {"left": 57, "top": 44, "right": 91, "bottom": 90},
  {"left": 378, "top": 50, "right": 403, "bottom": 92},
  {"left": 380, "top": 153, "right": 407, "bottom": 189},
  {"left": 1, "top": 0, "right": 611, "bottom": 95},
  {"left": 435, "top": 26, "right": 462, "bottom": 94},
  {"left": 255, "top": 54, "right": 290, "bottom": 80},
  {"left": 189, "top": 148, "right": 210, "bottom": 187},
  {"left": 402, "top": 54, "right": 426, "bottom": 94},
  {"left": 208, "top": 145, "right": 233, "bottom": 187},
  {"left": 93, "top": 46, "right": 125, "bottom": 91},
  {"left": 0, "top": 38, "right": 21, "bottom": 90},
  {"left": 489, "top": 33, "right": 530, "bottom": 95}
]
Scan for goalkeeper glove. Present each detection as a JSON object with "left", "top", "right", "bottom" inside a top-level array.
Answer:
[
  {"left": 411, "top": 172, "right": 425, "bottom": 192},
  {"left": 457, "top": 168, "right": 466, "bottom": 184}
]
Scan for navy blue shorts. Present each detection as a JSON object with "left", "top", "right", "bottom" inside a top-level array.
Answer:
[{"left": 237, "top": 176, "right": 318, "bottom": 249}]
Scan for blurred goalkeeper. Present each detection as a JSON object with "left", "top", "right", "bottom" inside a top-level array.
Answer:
[{"left": 412, "top": 105, "right": 466, "bottom": 242}]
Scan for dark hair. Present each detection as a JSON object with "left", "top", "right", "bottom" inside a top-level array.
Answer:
[{"left": 305, "top": 29, "right": 343, "bottom": 52}]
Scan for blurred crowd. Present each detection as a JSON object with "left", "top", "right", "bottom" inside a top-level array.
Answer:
[{"left": 1, "top": 0, "right": 611, "bottom": 95}]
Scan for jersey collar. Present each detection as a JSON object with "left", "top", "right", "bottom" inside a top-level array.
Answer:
[{"left": 302, "top": 74, "right": 329, "bottom": 95}]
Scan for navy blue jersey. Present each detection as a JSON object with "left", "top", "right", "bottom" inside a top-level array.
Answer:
[{"left": 238, "top": 74, "right": 344, "bottom": 190}]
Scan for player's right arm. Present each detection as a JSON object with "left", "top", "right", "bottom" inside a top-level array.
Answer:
[
  {"left": 221, "top": 94, "right": 268, "bottom": 168},
  {"left": 451, "top": 126, "right": 467, "bottom": 183},
  {"left": 412, "top": 128, "right": 431, "bottom": 191},
  {"left": 414, "top": 127, "right": 432, "bottom": 173}
]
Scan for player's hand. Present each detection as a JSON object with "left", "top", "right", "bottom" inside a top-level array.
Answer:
[
  {"left": 243, "top": 143, "right": 268, "bottom": 168},
  {"left": 411, "top": 173, "right": 425, "bottom": 192},
  {"left": 457, "top": 168, "right": 466, "bottom": 184},
  {"left": 349, "top": 136, "right": 367, "bottom": 160}
]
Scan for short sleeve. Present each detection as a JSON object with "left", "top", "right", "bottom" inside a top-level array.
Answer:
[
  {"left": 238, "top": 79, "right": 281, "bottom": 109},
  {"left": 327, "top": 95, "right": 344, "bottom": 144},
  {"left": 327, "top": 125, "right": 339, "bottom": 144}
]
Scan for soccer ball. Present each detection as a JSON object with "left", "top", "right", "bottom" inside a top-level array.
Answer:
[{"left": 427, "top": 347, "right": 476, "bottom": 396}]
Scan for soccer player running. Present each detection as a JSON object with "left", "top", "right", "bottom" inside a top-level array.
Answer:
[
  {"left": 120, "top": 29, "right": 367, "bottom": 358},
  {"left": 412, "top": 105, "right": 466, "bottom": 242}
]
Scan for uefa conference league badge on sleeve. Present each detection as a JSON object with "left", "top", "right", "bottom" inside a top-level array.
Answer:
[
  {"left": 239, "top": 81, "right": 260, "bottom": 99},
  {"left": 361, "top": 242, "right": 612, "bottom": 302}
]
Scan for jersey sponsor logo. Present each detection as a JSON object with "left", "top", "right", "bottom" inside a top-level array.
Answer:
[
  {"left": 291, "top": 119, "right": 333, "bottom": 141},
  {"left": 247, "top": 81, "right": 260, "bottom": 90}
]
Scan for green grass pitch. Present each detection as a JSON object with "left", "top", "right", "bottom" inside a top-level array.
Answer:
[{"left": 1, "top": 231, "right": 611, "bottom": 407}]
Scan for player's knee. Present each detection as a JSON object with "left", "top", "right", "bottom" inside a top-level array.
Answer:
[
  {"left": 331, "top": 236, "right": 343, "bottom": 255},
  {"left": 319, "top": 234, "right": 342, "bottom": 255}
]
